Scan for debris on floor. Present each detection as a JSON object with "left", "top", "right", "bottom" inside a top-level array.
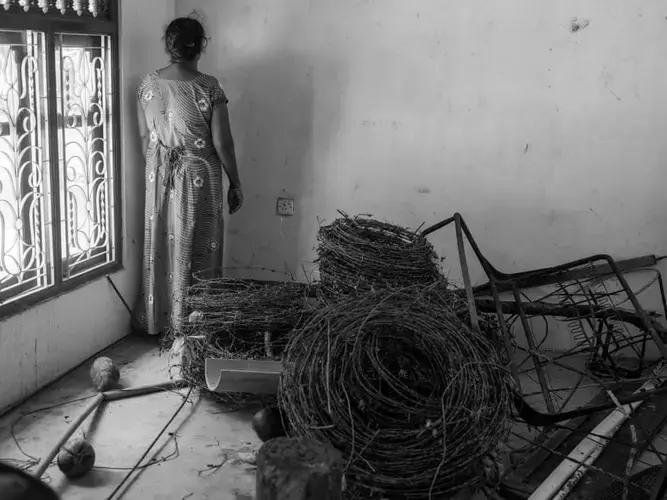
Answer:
[
  {"left": 0, "top": 338, "right": 259, "bottom": 499},
  {"left": 160, "top": 212, "right": 667, "bottom": 498},
  {"left": 4, "top": 211, "right": 667, "bottom": 499}
]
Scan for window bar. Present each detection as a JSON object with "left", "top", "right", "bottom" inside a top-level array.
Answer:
[
  {"left": 109, "top": 6, "right": 121, "bottom": 267},
  {"left": 14, "top": 34, "right": 31, "bottom": 289},
  {"left": 38, "top": 29, "right": 52, "bottom": 289},
  {"left": 45, "top": 29, "right": 62, "bottom": 287},
  {"left": 101, "top": 34, "right": 112, "bottom": 264},
  {"left": 25, "top": 30, "right": 40, "bottom": 289},
  {"left": 106, "top": 33, "right": 118, "bottom": 265},
  {"left": 31, "top": 30, "right": 51, "bottom": 290}
]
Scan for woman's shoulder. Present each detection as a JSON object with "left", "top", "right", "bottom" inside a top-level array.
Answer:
[
  {"left": 197, "top": 73, "right": 223, "bottom": 88},
  {"left": 143, "top": 69, "right": 221, "bottom": 88},
  {"left": 138, "top": 71, "right": 159, "bottom": 88},
  {"left": 142, "top": 70, "right": 160, "bottom": 81},
  {"left": 137, "top": 72, "right": 157, "bottom": 99}
]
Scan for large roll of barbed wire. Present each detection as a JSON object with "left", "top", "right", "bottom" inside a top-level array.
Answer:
[{"left": 280, "top": 286, "right": 512, "bottom": 499}]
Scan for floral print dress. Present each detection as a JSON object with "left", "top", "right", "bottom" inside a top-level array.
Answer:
[{"left": 133, "top": 71, "right": 227, "bottom": 336}]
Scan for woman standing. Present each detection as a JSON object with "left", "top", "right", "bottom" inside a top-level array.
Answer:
[{"left": 133, "top": 17, "right": 243, "bottom": 336}]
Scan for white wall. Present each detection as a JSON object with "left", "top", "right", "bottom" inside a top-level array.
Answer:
[
  {"left": 177, "top": 0, "right": 667, "bottom": 352},
  {"left": 0, "top": 0, "right": 175, "bottom": 412}
]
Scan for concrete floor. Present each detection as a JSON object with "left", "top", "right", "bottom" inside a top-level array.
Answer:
[
  {"left": 0, "top": 336, "right": 261, "bottom": 500},
  {"left": 1, "top": 337, "right": 666, "bottom": 499}
]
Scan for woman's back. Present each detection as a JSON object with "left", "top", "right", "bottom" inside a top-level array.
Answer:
[{"left": 137, "top": 69, "right": 227, "bottom": 151}]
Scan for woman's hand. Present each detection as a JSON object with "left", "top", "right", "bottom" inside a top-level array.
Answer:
[{"left": 228, "top": 187, "right": 243, "bottom": 214}]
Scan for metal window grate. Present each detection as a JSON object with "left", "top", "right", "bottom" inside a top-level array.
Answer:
[
  {"left": 1, "top": 0, "right": 111, "bottom": 20},
  {"left": 0, "top": 30, "right": 54, "bottom": 302},
  {"left": 0, "top": 1, "right": 120, "bottom": 313},
  {"left": 55, "top": 33, "right": 116, "bottom": 279}
]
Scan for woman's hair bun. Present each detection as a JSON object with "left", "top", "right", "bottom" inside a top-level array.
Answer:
[{"left": 164, "top": 17, "right": 208, "bottom": 62}]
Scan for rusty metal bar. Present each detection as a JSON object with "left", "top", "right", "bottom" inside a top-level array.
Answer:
[{"left": 454, "top": 215, "right": 480, "bottom": 334}]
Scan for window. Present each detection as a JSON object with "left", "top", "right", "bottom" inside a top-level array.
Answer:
[{"left": 0, "top": 0, "right": 120, "bottom": 316}]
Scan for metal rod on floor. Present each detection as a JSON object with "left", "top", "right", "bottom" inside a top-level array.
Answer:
[
  {"left": 106, "top": 386, "right": 194, "bottom": 500},
  {"left": 528, "top": 360, "right": 667, "bottom": 500},
  {"left": 31, "top": 381, "right": 190, "bottom": 480},
  {"left": 33, "top": 393, "right": 105, "bottom": 480},
  {"left": 103, "top": 380, "right": 189, "bottom": 402}
]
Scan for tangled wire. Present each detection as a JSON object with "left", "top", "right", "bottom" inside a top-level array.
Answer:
[
  {"left": 315, "top": 213, "right": 443, "bottom": 302},
  {"left": 280, "top": 285, "right": 513, "bottom": 499},
  {"left": 166, "top": 276, "right": 313, "bottom": 392}
]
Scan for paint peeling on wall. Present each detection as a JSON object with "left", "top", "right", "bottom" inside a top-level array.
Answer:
[{"left": 571, "top": 17, "right": 590, "bottom": 33}]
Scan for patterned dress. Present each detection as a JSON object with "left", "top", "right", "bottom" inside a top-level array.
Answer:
[{"left": 133, "top": 71, "right": 228, "bottom": 336}]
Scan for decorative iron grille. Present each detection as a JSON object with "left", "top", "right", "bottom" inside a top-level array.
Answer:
[
  {"left": 1, "top": 0, "right": 110, "bottom": 20},
  {"left": 0, "top": 1, "right": 120, "bottom": 312},
  {"left": 0, "top": 31, "right": 53, "bottom": 301}
]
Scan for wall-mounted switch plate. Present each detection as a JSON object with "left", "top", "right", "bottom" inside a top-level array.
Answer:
[{"left": 276, "top": 197, "right": 295, "bottom": 216}]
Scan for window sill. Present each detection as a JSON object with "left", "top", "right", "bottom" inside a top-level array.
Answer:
[{"left": 0, "top": 261, "right": 124, "bottom": 322}]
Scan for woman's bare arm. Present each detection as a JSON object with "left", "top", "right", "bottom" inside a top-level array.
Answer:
[{"left": 211, "top": 103, "right": 241, "bottom": 189}]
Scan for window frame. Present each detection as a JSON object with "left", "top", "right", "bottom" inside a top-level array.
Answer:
[{"left": 0, "top": 1, "right": 122, "bottom": 319}]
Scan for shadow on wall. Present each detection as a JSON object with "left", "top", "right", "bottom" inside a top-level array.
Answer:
[
  {"left": 125, "top": 75, "right": 147, "bottom": 252},
  {"left": 220, "top": 50, "right": 341, "bottom": 282},
  {"left": 121, "top": 19, "right": 150, "bottom": 301}
]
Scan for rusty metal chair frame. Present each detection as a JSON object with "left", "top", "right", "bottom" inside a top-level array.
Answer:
[{"left": 421, "top": 213, "right": 667, "bottom": 413}]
